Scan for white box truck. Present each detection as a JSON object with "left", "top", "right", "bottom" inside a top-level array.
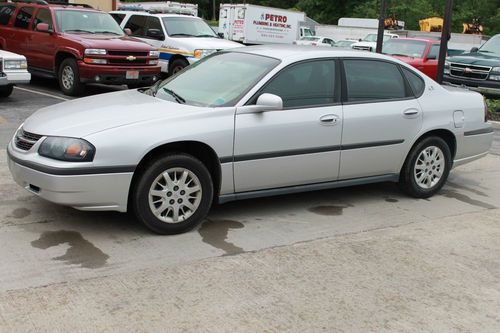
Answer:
[{"left": 218, "top": 4, "right": 314, "bottom": 44}]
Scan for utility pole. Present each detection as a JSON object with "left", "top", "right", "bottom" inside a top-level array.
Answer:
[
  {"left": 436, "top": 0, "right": 453, "bottom": 84},
  {"left": 213, "top": 0, "right": 216, "bottom": 21},
  {"left": 375, "top": 0, "right": 388, "bottom": 53}
]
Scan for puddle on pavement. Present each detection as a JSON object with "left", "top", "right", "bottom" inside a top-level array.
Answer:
[
  {"left": 31, "top": 230, "right": 109, "bottom": 269},
  {"left": 308, "top": 204, "right": 351, "bottom": 216},
  {"left": 10, "top": 208, "right": 31, "bottom": 219},
  {"left": 385, "top": 198, "right": 399, "bottom": 203},
  {"left": 441, "top": 190, "right": 496, "bottom": 210},
  {"left": 198, "top": 219, "right": 245, "bottom": 255}
]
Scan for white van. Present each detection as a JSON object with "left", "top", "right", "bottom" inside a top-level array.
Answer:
[{"left": 111, "top": 11, "right": 241, "bottom": 75}]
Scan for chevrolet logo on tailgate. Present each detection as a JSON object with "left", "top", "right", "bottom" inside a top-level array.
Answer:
[{"left": 126, "top": 55, "right": 136, "bottom": 61}]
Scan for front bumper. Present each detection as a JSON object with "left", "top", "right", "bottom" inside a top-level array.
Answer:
[
  {"left": 443, "top": 74, "right": 500, "bottom": 98},
  {"left": 0, "top": 71, "right": 31, "bottom": 86},
  {"left": 78, "top": 61, "right": 161, "bottom": 86},
  {"left": 7, "top": 145, "right": 133, "bottom": 212}
]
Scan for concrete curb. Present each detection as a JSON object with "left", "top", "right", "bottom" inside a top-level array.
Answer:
[{"left": 489, "top": 120, "right": 500, "bottom": 129}]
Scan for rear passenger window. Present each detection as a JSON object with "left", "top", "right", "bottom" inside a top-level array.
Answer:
[
  {"left": 427, "top": 45, "right": 440, "bottom": 60},
  {"left": 111, "top": 13, "right": 125, "bottom": 25},
  {"left": 14, "top": 7, "right": 34, "bottom": 29},
  {"left": 343, "top": 60, "right": 407, "bottom": 102},
  {"left": 32, "top": 9, "right": 52, "bottom": 31},
  {"left": 125, "top": 15, "right": 163, "bottom": 39},
  {"left": 258, "top": 60, "right": 336, "bottom": 108},
  {"left": 402, "top": 67, "right": 425, "bottom": 97},
  {"left": 0, "top": 4, "right": 15, "bottom": 25}
]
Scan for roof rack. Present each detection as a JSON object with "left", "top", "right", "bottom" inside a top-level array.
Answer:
[
  {"left": 1, "top": 0, "right": 93, "bottom": 8},
  {"left": 6, "top": 0, "right": 49, "bottom": 5}
]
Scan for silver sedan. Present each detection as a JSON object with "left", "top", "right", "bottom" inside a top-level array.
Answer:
[{"left": 7, "top": 46, "right": 494, "bottom": 234}]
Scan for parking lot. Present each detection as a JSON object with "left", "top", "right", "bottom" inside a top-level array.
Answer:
[{"left": 0, "top": 82, "right": 499, "bottom": 331}]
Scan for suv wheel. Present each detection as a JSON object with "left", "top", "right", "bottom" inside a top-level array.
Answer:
[
  {"left": 400, "top": 136, "right": 452, "bottom": 198},
  {"left": 132, "top": 153, "right": 214, "bottom": 234},
  {"left": 168, "top": 58, "right": 189, "bottom": 75},
  {"left": 58, "top": 58, "right": 85, "bottom": 96},
  {"left": 0, "top": 85, "right": 13, "bottom": 98}
]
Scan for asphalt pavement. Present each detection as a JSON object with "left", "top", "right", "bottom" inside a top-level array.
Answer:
[{"left": 1, "top": 83, "right": 499, "bottom": 332}]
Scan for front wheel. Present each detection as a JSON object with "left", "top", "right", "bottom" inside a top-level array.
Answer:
[
  {"left": 168, "top": 58, "right": 189, "bottom": 76},
  {"left": 0, "top": 84, "right": 13, "bottom": 98},
  {"left": 400, "top": 136, "right": 452, "bottom": 198},
  {"left": 58, "top": 58, "right": 85, "bottom": 96},
  {"left": 132, "top": 154, "right": 214, "bottom": 234}
]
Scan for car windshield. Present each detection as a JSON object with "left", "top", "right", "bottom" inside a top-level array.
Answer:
[
  {"left": 478, "top": 35, "right": 500, "bottom": 55},
  {"left": 383, "top": 40, "right": 427, "bottom": 58},
  {"left": 162, "top": 17, "right": 217, "bottom": 37},
  {"left": 153, "top": 52, "right": 280, "bottom": 107},
  {"left": 55, "top": 10, "right": 124, "bottom": 35},
  {"left": 363, "top": 34, "right": 378, "bottom": 42},
  {"left": 301, "top": 36, "right": 319, "bottom": 41},
  {"left": 335, "top": 41, "right": 354, "bottom": 47}
]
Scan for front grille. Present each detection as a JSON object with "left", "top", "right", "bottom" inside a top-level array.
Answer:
[
  {"left": 108, "top": 51, "right": 149, "bottom": 57},
  {"left": 15, "top": 129, "right": 43, "bottom": 151},
  {"left": 450, "top": 63, "right": 491, "bottom": 81},
  {"left": 108, "top": 58, "right": 148, "bottom": 66}
]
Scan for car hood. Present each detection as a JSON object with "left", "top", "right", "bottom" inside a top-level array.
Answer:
[
  {"left": 22, "top": 90, "right": 202, "bottom": 138},
  {"left": 352, "top": 41, "right": 376, "bottom": 47},
  {"left": 170, "top": 37, "right": 241, "bottom": 51},
  {"left": 447, "top": 52, "right": 500, "bottom": 67},
  {"left": 62, "top": 33, "right": 155, "bottom": 51},
  {"left": 0, "top": 50, "right": 26, "bottom": 61}
]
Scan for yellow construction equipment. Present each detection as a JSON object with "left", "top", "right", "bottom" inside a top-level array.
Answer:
[
  {"left": 419, "top": 17, "right": 443, "bottom": 32},
  {"left": 463, "top": 19, "right": 483, "bottom": 34}
]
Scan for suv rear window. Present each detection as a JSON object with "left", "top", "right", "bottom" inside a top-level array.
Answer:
[
  {"left": 0, "top": 4, "right": 15, "bottom": 25},
  {"left": 14, "top": 7, "right": 34, "bottom": 29}
]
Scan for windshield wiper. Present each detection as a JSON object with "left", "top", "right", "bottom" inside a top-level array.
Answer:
[
  {"left": 478, "top": 50, "right": 493, "bottom": 53},
  {"left": 195, "top": 34, "right": 216, "bottom": 38},
  {"left": 94, "top": 30, "right": 121, "bottom": 35},
  {"left": 146, "top": 80, "right": 162, "bottom": 97},
  {"left": 162, "top": 88, "right": 186, "bottom": 104},
  {"left": 64, "top": 29, "right": 94, "bottom": 34},
  {"left": 169, "top": 33, "right": 195, "bottom": 37}
]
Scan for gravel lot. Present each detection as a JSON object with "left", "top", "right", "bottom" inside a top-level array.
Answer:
[{"left": 1, "top": 83, "right": 499, "bottom": 332}]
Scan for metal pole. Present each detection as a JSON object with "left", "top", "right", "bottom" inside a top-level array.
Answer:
[
  {"left": 213, "top": 0, "right": 216, "bottom": 21},
  {"left": 436, "top": 0, "right": 453, "bottom": 84},
  {"left": 376, "top": 0, "right": 388, "bottom": 53}
]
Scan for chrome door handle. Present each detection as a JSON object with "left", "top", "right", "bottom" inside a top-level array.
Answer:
[{"left": 320, "top": 114, "right": 339, "bottom": 125}]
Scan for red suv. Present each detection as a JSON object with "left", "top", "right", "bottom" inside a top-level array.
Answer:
[{"left": 0, "top": 0, "right": 161, "bottom": 95}]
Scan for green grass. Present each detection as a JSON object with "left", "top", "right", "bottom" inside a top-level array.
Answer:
[{"left": 486, "top": 99, "right": 500, "bottom": 114}]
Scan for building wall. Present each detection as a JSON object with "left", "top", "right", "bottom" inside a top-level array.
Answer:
[{"left": 69, "top": 0, "right": 116, "bottom": 12}]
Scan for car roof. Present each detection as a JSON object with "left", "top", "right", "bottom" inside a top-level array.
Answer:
[
  {"left": 110, "top": 10, "right": 198, "bottom": 18},
  {"left": 6, "top": 1, "right": 100, "bottom": 12},
  {"left": 391, "top": 37, "right": 440, "bottom": 44},
  {"left": 231, "top": 45, "right": 397, "bottom": 62}
]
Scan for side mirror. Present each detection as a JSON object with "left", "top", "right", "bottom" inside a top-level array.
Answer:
[
  {"left": 124, "top": 28, "right": 132, "bottom": 36},
  {"left": 470, "top": 47, "right": 479, "bottom": 53},
  {"left": 217, "top": 32, "right": 224, "bottom": 38},
  {"left": 36, "top": 23, "right": 51, "bottom": 33},
  {"left": 147, "top": 28, "right": 164, "bottom": 40},
  {"left": 237, "top": 93, "right": 283, "bottom": 114}
]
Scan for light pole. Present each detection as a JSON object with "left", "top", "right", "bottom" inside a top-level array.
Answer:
[
  {"left": 375, "top": 0, "right": 388, "bottom": 54},
  {"left": 436, "top": 0, "right": 453, "bottom": 84}
]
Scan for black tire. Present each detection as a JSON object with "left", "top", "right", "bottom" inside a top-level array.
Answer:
[
  {"left": 400, "top": 136, "right": 452, "bottom": 198},
  {"left": 168, "top": 58, "right": 189, "bottom": 76},
  {"left": 0, "top": 85, "right": 13, "bottom": 98},
  {"left": 132, "top": 153, "right": 214, "bottom": 235},
  {"left": 58, "top": 58, "right": 85, "bottom": 96}
]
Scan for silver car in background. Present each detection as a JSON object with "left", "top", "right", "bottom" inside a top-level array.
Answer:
[{"left": 7, "top": 46, "right": 493, "bottom": 234}]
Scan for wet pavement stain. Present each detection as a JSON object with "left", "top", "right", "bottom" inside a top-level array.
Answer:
[
  {"left": 308, "top": 204, "right": 351, "bottom": 216},
  {"left": 385, "top": 198, "right": 399, "bottom": 203},
  {"left": 441, "top": 190, "right": 496, "bottom": 210},
  {"left": 31, "top": 230, "right": 109, "bottom": 269},
  {"left": 10, "top": 208, "right": 31, "bottom": 219},
  {"left": 446, "top": 182, "right": 489, "bottom": 197},
  {"left": 198, "top": 219, "right": 245, "bottom": 255}
]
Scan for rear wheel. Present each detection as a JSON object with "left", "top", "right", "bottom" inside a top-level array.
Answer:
[
  {"left": 58, "top": 58, "right": 85, "bottom": 96},
  {"left": 132, "top": 153, "right": 214, "bottom": 234},
  {"left": 168, "top": 58, "right": 189, "bottom": 75},
  {"left": 0, "top": 84, "right": 13, "bottom": 98},
  {"left": 400, "top": 136, "right": 452, "bottom": 198}
]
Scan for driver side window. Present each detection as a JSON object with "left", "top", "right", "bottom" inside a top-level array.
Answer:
[{"left": 257, "top": 60, "right": 336, "bottom": 109}]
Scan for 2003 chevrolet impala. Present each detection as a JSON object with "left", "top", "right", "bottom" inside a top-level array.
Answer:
[{"left": 7, "top": 46, "right": 494, "bottom": 234}]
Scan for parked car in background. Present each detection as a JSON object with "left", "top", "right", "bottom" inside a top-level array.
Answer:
[
  {"left": 333, "top": 40, "right": 356, "bottom": 49},
  {"left": 111, "top": 10, "right": 241, "bottom": 75},
  {"left": 383, "top": 38, "right": 442, "bottom": 80},
  {"left": 0, "top": 1, "right": 161, "bottom": 96},
  {"left": 351, "top": 33, "right": 399, "bottom": 52},
  {"left": 0, "top": 49, "right": 31, "bottom": 98},
  {"left": 294, "top": 36, "right": 335, "bottom": 47},
  {"left": 7, "top": 46, "right": 493, "bottom": 235},
  {"left": 444, "top": 34, "right": 500, "bottom": 98}
]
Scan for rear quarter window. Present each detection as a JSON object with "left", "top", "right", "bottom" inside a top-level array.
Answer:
[
  {"left": 14, "top": 6, "right": 34, "bottom": 29},
  {"left": 402, "top": 67, "right": 426, "bottom": 97},
  {"left": 0, "top": 4, "right": 15, "bottom": 25}
]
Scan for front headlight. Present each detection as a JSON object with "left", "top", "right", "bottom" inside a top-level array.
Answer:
[
  {"left": 4, "top": 60, "right": 28, "bottom": 70},
  {"left": 194, "top": 49, "right": 217, "bottom": 59},
  {"left": 84, "top": 49, "right": 107, "bottom": 55},
  {"left": 149, "top": 50, "right": 160, "bottom": 58},
  {"left": 444, "top": 60, "right": 451, "bottom": 74},
  {"left": 492, "top": 66, "right": 500, "bottom": 73},
  {"left": 39, "top": 137, "right": 95, "bottom": 162}
]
